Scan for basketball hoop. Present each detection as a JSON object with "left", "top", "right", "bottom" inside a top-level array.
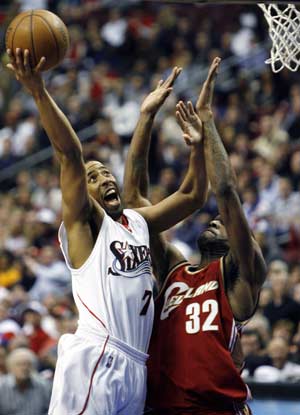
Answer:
[
  {"left": 258, "top": 3, "right": 300, "bottom": 73},
  {"left": 147, "top": 1, "right": 300, "bottom": 73}
]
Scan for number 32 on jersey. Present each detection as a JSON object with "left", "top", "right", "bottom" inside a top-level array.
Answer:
[{"left": 186, "top": 300, "right": 219, "bottom": 334}]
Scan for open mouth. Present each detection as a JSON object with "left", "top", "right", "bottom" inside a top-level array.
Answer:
[{"left": 103, "top": 188, "right": 120, "bottom": 206}]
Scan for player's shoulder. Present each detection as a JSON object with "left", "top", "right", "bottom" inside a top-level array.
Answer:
[
  {"left": 124, "top": 208, "right": 148, "bottom": 228},
  {"left": 168, "top": 260, "right": 191, "bottom": 279}
]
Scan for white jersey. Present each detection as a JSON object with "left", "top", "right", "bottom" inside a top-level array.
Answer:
[{"left": 58, "top": 208, "right": 154, "bottom": 353}]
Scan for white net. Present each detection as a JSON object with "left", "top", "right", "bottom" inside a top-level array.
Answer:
[{"left": 258, "top": 3, "right": 300, "bottom": 73}]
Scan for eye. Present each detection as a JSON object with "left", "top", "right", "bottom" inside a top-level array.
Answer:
[
  {"left": 102, "top": 170, "right": 111, "bottom": 177},
  {"left": 88, "top": 174, "right": 97, "bottom": 183}
]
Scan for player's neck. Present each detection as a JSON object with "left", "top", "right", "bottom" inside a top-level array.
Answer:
[
  {"left": 198, "top": 238, "right": 229, "bottom": 267},
  {"left": 199, "top": 252, "right": 222, "bottom": 268}
]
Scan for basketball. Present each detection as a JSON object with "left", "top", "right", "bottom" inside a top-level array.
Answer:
[{"left": 5, "top": 9, "right": 69, "bottom": 71}]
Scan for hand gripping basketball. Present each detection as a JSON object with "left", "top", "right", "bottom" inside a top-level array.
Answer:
[
  {"left": 6, "top": 48, "right": 46, "bottom": 96},
  {"left": 5, "top": 10, "right": 69, "bottom": 71}
]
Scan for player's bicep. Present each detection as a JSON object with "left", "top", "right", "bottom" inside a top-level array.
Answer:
[
  {"left": 58, "top": 151, "right": 93, "bottom": 227},
  {"left": 123, "top": 156, "right": 149, "bottom": 201},
  {"left": 136, "top": 190, "right": 196, "bottom": 233},
  {"left": 216, "top": 187, "right": 256, "bottom": 273},
  {"left": 223, "top": 250, "right": 266, "bottom": 321}
]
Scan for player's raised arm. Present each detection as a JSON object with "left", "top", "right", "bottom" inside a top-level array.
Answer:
[
  {"left": 198, "top": 57, "right": 266, "bottom": 321},
  {"left": 123, "top": 67, "right": 182, "bottom": 208},
  {"left": 123, "top": 67, "right": 186, "bottom": 282},
  {"left": 137, "top": 100, "right": 208, "bottom": 233},
  {"left": 6, "top": 49, "right": 102, "bottom": 268}
]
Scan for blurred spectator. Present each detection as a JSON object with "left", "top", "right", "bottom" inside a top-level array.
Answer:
[
  {"left": 23, "top": 245, "right": 71, "bottom": 301},
  {"left": 253, "top": 115, "right": 288, "bottom": 163},
  {"left": 101, "top": 9, "right": 128, "bottom": 48},
  {"left": 0, "top": 299, "right": 21, "bottom": 347},
  {"left": 256, "top": 162, "right": 280, "bottom": 207},
  {"left": 31, "top": 209, "right": 58, "bottom": 248},
  {"left": 289, "top": 150, "right": 300, "bottom": 190},
  {"left": 241, "top": 329, "right": 264, "bottom": 359},
  {"left": 272, "top": 319, "right": 295, "bottom": 344},
  {"left": 242, "top": 329, "right": 267, "bottom": 378},
  {"left": 231, "top": 13, "right": 257, "bottom": 58},
  {"left": 0, "top": 250, "right": 21, "bottom": 288},
  {"left": 245, "top": 313, "right": 271, "bottom": 348},
  {"left": 0, "top": 346, "right": 7, "bottom": 375},
  {"left": 0, "top": 348, "right": 51, "bottom": 415},
  {"left": 263, "top": 260, "right": 300, "bottom": 328},
  {"left": 253, "top": 337, "right": 300, "bottom": 382},
  {"left": 272, "top": 177, "right": 300, "bottom": 239},
  {"left": 22, "top": 302, "right": 55, "bottom": 356},
  {"left": 284, "top": 86, "right": 300, "bottom": 141}
]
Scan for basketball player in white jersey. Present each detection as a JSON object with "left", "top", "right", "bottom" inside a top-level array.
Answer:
[{"left": 7, "top": 49, "right": 208, "bottom": 415}]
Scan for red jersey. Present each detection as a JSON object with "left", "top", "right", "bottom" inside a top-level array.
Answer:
[{"left": 147, "top": 259, "right": 251, "bottom": 415}]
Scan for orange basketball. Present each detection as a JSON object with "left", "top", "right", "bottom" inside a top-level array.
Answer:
[{"left": 5, "top": 9, "right": 69, "bottom": 71}]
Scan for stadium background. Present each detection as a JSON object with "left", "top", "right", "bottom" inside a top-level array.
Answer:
[{"left": 0, "top": 1, "right": 300, "bottom": 414}]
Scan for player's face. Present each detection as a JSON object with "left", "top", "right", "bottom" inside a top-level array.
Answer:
[
  {"left": 86, "top": 161, "right": 123, "bottom": 219},
  {"left": 197, "top": 215, "right": 229, "bottom": 255},
  {"left": 202, "top": 216, "right": 228, "bottom": 240}
]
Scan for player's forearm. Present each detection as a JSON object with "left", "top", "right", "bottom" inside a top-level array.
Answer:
[
  {"left": 203, "top": 119, "right": 236, "bottom": 194},
  {"left": 179, "top": 142, "right": 208, "bottom": 206},
  {"left": 130, "top": 112, "right": 154, "bottom": 161},
  {"left": 32, "top": 86, "right": 83, "bottom": 157},
  {"left": 124, "top": 112, "right": 154, "bottom": 200}
]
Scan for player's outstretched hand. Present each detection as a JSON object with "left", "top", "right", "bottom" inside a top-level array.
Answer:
[
  {"left": 6, "top": 48, "right": 46, "bottom": 95},
  {"left": 196, "top": 57, "right": 221, "bottom": 122},
  {"left": 176, "top": 100, "right": 202, "bottom": 146},
  {"left": 140, "top": 66, "right": 182, "bottom": 116}
]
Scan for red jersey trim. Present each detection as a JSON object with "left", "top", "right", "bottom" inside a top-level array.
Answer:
[
  {"left": 77, "top": 334, "right": 109, "bottom": 415},
  {"left": 121, "top": 214, "right": 132, "bottom": 232},
  {"left": 155, "top": 260, "right": 189, "bottom": 301},
  {"left": 76, "top": 292, "right": 107, "bottom": 331},
  {"left": 184, "top": 263, "right": 212, "bottom": 275}
]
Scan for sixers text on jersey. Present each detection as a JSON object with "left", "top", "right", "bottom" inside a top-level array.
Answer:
[{"left": 108, "top": 241, "right": 151, "bottom": 278}]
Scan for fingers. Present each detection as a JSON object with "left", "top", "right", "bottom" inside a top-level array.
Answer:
[
  {"left": 160, "top": 87, "right": 173, "bottom": 100},
  {"left": 35, "top": 56, "right": 46, "bottom": 72},
  {"left": 15, "top": 48, "right": 25, "bottom": 73},
  {"left": 6, "top": 48, "right": 45, "bottom": 79},
  {"left": 6, "top": 63, "right": 14, "bottom": 71},
  {"left": 176, "top": 101, "right": 189, "bottom": 121},
  {"left": 6, "top": 49, "right": 17, "bottom": 73},
  {"left": 196, "top": 57, "right": 221, "bottom": 111},
  {"left": 187, "top": 101, "right": 196, "bottom": 117},
  {"left": 24, "top": 49, "right": 32, "bottom": 74},
  {"left": 163, "top": 66, "right": 182, "bottom": 88},
  {"left": 6, "top": 49, "right": 18, "bottom": 76},
  {"left": 6, "top": 63, "right": 18, "bottom": 78},
  {"left": 175, "top": 109, "right": 186, "bottom": 132},
  {"left": 206, "top": 57, "right": 221, "bottom": 84},
  {"left": 7, "top": 48, "right": 28, "bottom": 73},
  {"left": 156, "top": 79, "right": 164, "bottom": 89},
  {"left": 7, "top": 49, "right": 16, "bottom": 64}
]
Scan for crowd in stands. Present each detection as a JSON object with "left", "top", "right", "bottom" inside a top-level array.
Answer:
[{"left": 1, "top": 0, "right": 300, "bottom": 412}]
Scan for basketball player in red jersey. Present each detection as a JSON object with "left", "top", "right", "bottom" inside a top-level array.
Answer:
[{"left": 124, "top": 58, "right": 267, "bottom": 415}]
